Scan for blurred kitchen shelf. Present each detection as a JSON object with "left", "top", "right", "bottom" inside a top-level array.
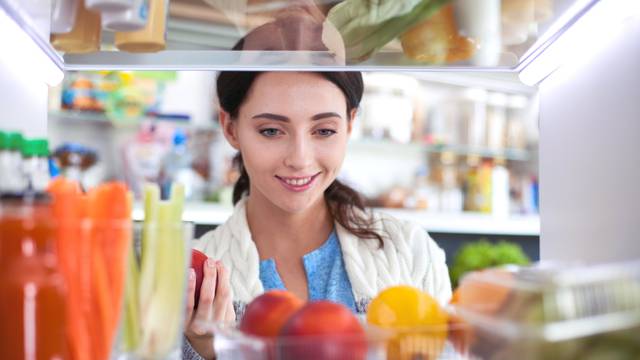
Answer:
[
  {"left": 349, "top": 139, "right": 532, "bottom": 161},
  {"left": 132, "top": 202, "right": 540, "bottom": 236},
  {"left": 48, "top": 110, "right": 214, "bottom": 129}
]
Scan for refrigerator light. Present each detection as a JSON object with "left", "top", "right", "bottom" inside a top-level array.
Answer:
[
  {"left": 519, "top": 0, "right": 640, "bottom": 86},
  {"left": 0, "top": 8, "right": 64, "bottom": 86}
]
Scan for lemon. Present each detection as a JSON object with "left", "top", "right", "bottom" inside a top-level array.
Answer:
[{"left": 367, "top": 285, "right": 448, "bottom": 360}]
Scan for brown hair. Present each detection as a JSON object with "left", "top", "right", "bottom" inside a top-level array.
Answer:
[{"left": 216, "top": 71, "right": 383, "bottom": 246}]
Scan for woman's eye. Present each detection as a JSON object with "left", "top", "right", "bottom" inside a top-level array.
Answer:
[
  {"left": 316, "top": 129, "right": 337, "bottom": 137},
  {"left": 259, "top": 128, "right": 281, "bottom": 137}
]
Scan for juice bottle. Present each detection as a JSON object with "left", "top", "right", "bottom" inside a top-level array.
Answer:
[{"left": 0, "top": 194, "right": 69, "bottom": 360}]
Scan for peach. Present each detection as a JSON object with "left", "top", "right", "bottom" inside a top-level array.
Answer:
[
  {"left": 279, "top": 301, "right": 366, "bottom": 360},
  {"left": 239, "top": 290, "right": 304, "bottom": 337}
]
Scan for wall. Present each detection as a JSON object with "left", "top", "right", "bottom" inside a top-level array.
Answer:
[{"left": 539, "top": 14, "right": 640, "bottom": 262}]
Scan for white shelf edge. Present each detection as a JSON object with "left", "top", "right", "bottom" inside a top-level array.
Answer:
[{"left": 132, "top": 202, "right": 540, "bottom": 236}]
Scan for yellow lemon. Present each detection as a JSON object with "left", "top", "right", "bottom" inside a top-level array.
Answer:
[{"left": 367, "top": 285, "right": 448, "bottom": 360}]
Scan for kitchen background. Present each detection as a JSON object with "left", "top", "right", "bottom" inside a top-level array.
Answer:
[{"left": 46, "top": 69, "right": 541, "bottom": 264}]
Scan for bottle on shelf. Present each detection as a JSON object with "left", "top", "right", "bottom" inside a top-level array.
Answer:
[
  {"left": 114, "top": 0, "right": 168, "bottom": 53},
  {"left": 160, "top": 128, "right": 205, "bottom": 201},
  {"left": 50, "top": 0, "right": 102, "bottom": 53},
  {"left": 1, "top": 132, "right": 67, "bottom": 359},
  {"left": 0, "top": 131, "right": 25, "bottom": 195},
  {"left": 491, "top": 158, "right": 510, "bottom": 217},
  {"left": 22, "top": 139, "right": 51, "bottom": 193}
]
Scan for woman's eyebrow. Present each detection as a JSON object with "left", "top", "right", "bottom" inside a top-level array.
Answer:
[
  {"left": 251, "top": 112, "right": 342, "bottom": 121},
  {"left": 311, "top": 112, "right": 342, "bottom": 120},
  {"left": 252, "top": 113, "right": 289, "bottom": 121}
]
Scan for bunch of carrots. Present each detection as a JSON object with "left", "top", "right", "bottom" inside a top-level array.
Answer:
[
  {"left": 48, "top": 179, "right": 189, "bottom": 359},
  {"left": 48, "top": 178, "right": 133, "bottom": 360}
]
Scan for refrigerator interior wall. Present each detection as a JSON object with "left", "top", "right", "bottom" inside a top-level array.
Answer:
[
  {"left": 539, "top": 14, "right": 640, "bottom": 262},
  {"left": 0, "top": 67, "right": 49, "bottom": 137},
  {"left": 0, "top": 0, "right": 53, "bottom": 136}
]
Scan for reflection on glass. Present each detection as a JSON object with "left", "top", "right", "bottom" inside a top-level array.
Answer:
[{"left": 63, "top": 0, "right": 564, "bottom": 67}]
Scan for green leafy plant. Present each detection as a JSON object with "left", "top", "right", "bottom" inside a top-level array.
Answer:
[{"left": 450, "top": 240, "right": 530, "bottom": 287}]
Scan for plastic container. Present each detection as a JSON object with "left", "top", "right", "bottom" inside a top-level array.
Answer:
[
  {"left": 101, "top": 0, "right": 148, "bottom": 32},
  {"left": 50, "top": 0, "right": 102, "bottom": 53},
  {"left": 452, "top": 262, "right": 640, "bottom": 359},
  {"left": 205, "top": 322, "right": 472, "bottom": 360},
  {"left": 86, "top": 0, "right": 135, "bottom": 12},
  {"left": 114, "top": 0, "right": 168, "bottom": 52},
  {"left": 51, "top": 0, "right": 79, "bottom": 34}
]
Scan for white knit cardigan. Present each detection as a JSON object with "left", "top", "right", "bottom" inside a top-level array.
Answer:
[{"left": 194, "top": 198, "right": 452, "bottom": 317}]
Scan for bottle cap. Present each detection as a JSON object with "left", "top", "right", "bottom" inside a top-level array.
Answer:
[
  {"left": 6, "top": 132, "right": 24, "bottom": 151},
  {"left": 0, "top": 131, "right": 6, "bottom": 149},
  {"left": 22, "top": 139, "right": 50, "bottom": 157}
]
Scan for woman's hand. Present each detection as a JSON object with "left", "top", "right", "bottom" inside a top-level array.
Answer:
[{"left": 184, "top": 258, "right": 235, "bottom": 360}]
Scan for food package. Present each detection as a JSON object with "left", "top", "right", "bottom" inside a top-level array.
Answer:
[{"left": 400, "top": 4, "right": 475, "bottom": 64}]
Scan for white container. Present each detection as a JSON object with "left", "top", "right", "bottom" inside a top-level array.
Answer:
[
  {"left": 101, "top": 0, "right": 148, "bottom": 32},
  {"left": 51, "top": 0, "right": 78, "bottom": 34},
  {"left": 85, "top": 0, "right": 135, "bottom": 12},
  {"left": 453, "top": 0, "right": 502, "bottom": 66}
]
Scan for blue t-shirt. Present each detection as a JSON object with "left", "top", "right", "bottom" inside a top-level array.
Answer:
[{"left": 259, "top": 230, "right": 357, "bottom": 312}]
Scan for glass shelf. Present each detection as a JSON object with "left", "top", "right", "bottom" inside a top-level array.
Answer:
[
  {"left": 58, "top": 0, "right": 595, "bottom": 71},
  {"left": 349, "top": 139, "right": 532, "bottom": 161}
]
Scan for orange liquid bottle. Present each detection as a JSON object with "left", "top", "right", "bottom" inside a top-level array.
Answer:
[{"left": 0, "top": 194, "right": 68, "bottom": 360}]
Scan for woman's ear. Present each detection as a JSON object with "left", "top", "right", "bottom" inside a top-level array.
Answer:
[
  {"left": 347, "top": 108, "right": 358, "bottom": 135},
  {"left": 219, "top": 110, "right": 240, "bottom": 149}
]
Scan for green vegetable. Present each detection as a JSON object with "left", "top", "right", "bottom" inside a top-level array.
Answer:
[
  {"left": 327, "top": 0, "right": 450, "bottom": 62},
  {"left": 122, "top": 183, "right": 189, "bottom": 358},
  {"left": 450, "top": 240, "right": 530, "bottom": 287}
]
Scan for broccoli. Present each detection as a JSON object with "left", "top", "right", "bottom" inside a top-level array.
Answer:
[{"left": 450, "top": 240, "right": 530, "bottom": 287}]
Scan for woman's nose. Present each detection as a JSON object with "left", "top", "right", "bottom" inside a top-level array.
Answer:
[{"left": 283, "top": 135, "right": 313, "bottom": 170}]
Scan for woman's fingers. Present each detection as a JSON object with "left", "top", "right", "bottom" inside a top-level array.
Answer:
[
  {"left": 225, "top": 299, "right": 236, "bottom": 323},
  {"left": 184, "top": 268, "right": 196, "bottom": 328},
  {"left": 193, "top": 259, "right": 218, "bottom": 327},
  {"left": 213, "top": 262, "right": 232, "bottom": 321}
]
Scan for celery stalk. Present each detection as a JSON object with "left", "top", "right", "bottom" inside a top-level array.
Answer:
[{"left": 138, "top": 183, "right": 188, "bottom": 358}]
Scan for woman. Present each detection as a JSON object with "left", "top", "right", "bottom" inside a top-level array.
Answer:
[{"left": 183, "top": 71, "right": 452, "bottom": 359}]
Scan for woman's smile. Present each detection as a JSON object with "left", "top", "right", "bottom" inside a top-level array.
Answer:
[{"left": 275, "top": 173, "right": 321, "bottom": 192}]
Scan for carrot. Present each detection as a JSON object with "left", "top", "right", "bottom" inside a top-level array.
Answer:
[
  {"left": 95, "top": 182, "right": 133, "bottom": 348},
  {"left": 48, "top": 178, "right": 91, "bottom": 360}
]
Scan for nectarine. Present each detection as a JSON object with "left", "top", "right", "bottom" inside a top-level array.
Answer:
[
  {"left": 279, "top": 301, "right": 366, "bottom": 360},
  {"left": 239, "top": 290, "right": 304, "bottom": 338}
]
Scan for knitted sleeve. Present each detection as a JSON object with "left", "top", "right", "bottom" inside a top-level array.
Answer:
[{"left": 402, "top": 219, "right": 452, "bottom": 305}]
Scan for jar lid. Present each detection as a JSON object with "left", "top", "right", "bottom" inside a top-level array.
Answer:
[{"left": 22, "top": 139, "right": 49, "bottom": 157}]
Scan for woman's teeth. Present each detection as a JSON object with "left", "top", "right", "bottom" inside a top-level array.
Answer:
[{"left": 284, "top": 177, "right": 312, "bottom": 186}]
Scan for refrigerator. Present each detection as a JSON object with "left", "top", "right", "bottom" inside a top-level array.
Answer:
[
  {"left": 0, "top": 0, "right": 639, "bottom": 358},
  {"left": 1, "top": 0, "right": 638, "bottom": 263}
]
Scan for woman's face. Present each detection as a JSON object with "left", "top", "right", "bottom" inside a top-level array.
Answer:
[{"left": 221, "top": 72, "right": 354, "bottom": 214}]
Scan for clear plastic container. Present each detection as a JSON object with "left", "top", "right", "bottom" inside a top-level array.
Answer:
[
  {"left": 205, "top": 321, "right": 474, "bottom": 360},
  {"left": 101, "top": 0, "right": 148, "bottom": 32},
  {"left": 451, "top": 262, "right": 640, "bottom": 359}
]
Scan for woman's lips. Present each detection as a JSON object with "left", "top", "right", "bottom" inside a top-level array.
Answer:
[{"left": 276, "top": 173, "right": 320, "bottom": 192}]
